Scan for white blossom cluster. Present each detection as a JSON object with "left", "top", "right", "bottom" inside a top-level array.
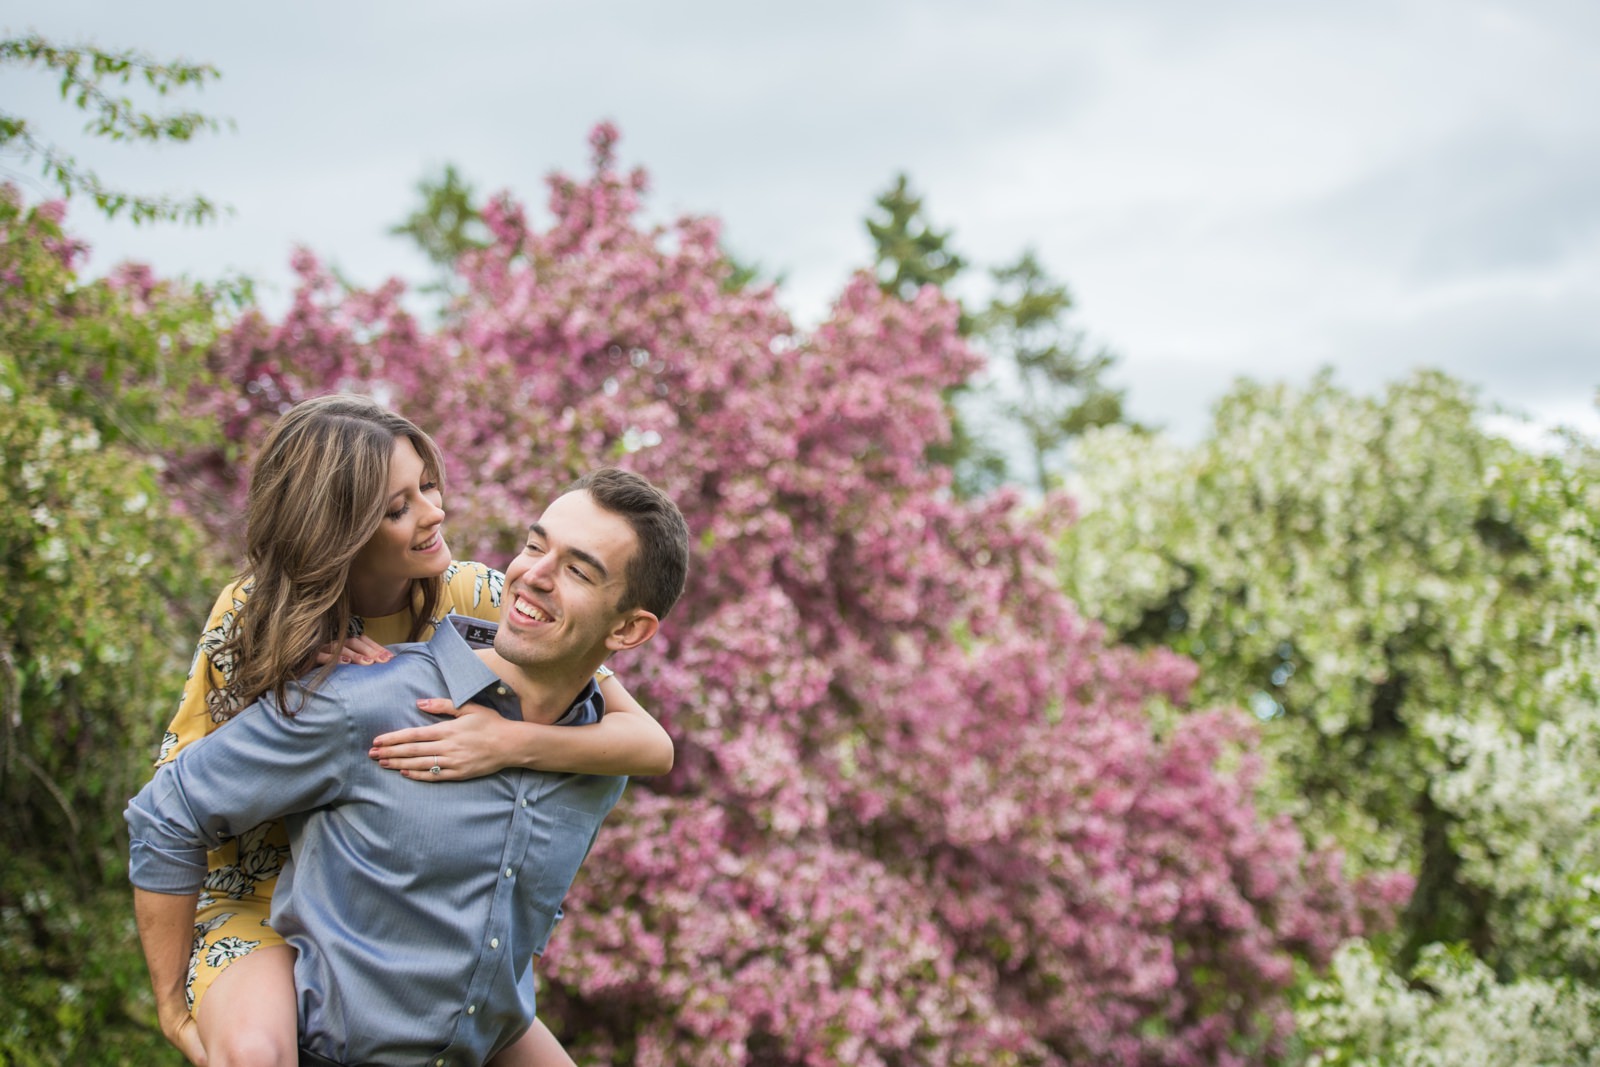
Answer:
[
  {"left": 1431, "top": 687, "right": 1600, "bottom": 975},
  {"left": 1300, "top": 941, "right": 1600, "bottom": 1066},
  {"left": 1059, "top": 370, "right": 1600, "bottom": 1053}
]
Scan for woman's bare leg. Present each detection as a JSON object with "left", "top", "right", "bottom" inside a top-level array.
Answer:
[
  {"left": 489, "top": 1017, "right": 577, "bottom": 1067},
  {"left": 195, "top": 945, "right": 299, "bottom": 1067}
]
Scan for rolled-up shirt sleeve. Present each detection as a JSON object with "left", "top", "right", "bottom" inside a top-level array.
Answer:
[
  {"left": 126, "top": 768, "right": 214, "bottom": 892},
  {"left": 126, "top": 677, "right": 356, "bottom": 894}
]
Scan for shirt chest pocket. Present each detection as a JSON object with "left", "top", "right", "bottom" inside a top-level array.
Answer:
[{"left": 524, "top": 803, "right": 600, "bottom": 912}]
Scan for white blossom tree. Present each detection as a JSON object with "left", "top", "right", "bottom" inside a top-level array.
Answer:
[{"left": 1059, "top": 369, "right": 1600, "bottom": 1058}]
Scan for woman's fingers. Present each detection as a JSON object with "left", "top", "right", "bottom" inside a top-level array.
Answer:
[
  {"left": 373, "top": 744, "right": 456, "bottom": 781},
  {"left": 349, "top": 635, "right": 392, "bottom": 662},
  {"left": 366, "top": 754, "right": 453, "bottom": 779},
  {"left": 369, "top": 727, "right": 439, "bottom": 755},
  {"left": 370, "top": 699, "right": 460, "bottom": 762},
  {"left": 335, "top": 635, "right": 392, "bottom": 666},
  {"left": 369, "top": 699, "right": 505, "bottom": 781},
  {"left": 318, "top": 635, "right": 396, "bottom": 667},
  {"left": 314, "top": 636, "right": 397, "bottom": 667}
]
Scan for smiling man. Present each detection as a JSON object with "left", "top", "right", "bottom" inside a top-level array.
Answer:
[{"left": 127, "top": 468, "right": 689, "bottom": 1067}]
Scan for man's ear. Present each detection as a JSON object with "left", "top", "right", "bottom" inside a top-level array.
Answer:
[{"left": 606, "top": 609, "right": 659, "bottom": 653}]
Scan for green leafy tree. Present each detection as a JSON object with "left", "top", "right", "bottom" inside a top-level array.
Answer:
[
  {"left": 864, "top": 173, "right": 1001, "bottom": 495},
  {"left": 0, "top": 39, "right": 232, "bottom": 1061},
  {"left": 1060, "top": 369, "right": 1600, "bottom": 1058},
  {"left": 866, "top": 171, "right": 966, "bottom": 302},
  {"left": 388, "top": 163, "right": 490, "bottom": 295},
  {"left": 716, "top": 244, "right": 786, "bottom": 294},
  {"left": 865, "top": 174, "right": 1133, "bottom": 495},
  {"left": 0, "top": 34, "right": 227, "bottom": 225},
  {"left": 0, "top": 189, "right": 230, "bottom": 1063},
  {"left": 978, "top": 249, "right": 1131, "bottom": 493}
]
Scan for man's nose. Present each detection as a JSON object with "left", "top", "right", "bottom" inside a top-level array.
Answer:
[{"left": 526, "top": 550, "right": 557, "bottom": 586}]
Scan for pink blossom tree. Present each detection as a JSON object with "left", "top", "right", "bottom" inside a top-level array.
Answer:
[{"left": 179, "top": 125, "right": 1389, "bottom": 1066}]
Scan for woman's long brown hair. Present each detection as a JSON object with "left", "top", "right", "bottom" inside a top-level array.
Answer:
[{"left": 209, "top": 394, "right": 446, "bottom": 716}]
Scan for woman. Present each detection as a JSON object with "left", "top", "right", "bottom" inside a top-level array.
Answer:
[{"left": 151, "top": 394, "right": 670, "bottom": 1067}]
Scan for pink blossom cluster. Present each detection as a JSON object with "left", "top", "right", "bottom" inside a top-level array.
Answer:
[
  {"left": 0, "top": 188, "right": 87, "bottom": 297},
  {"left": 173, "top": 129, "right": 1383, "bottom": 1065}
]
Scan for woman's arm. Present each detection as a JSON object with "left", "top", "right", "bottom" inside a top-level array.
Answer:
[{"left": 367, "top": 672, "right": 673, "bottom": 780}]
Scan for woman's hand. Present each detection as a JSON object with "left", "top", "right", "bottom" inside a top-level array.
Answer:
[
  {"left": 158, "top": 1002, "right": 207, "bottom": 1066},
  {"left": 314, "top": 635, "right": 393, "bottom": 667},
  {"left": 368, "top": 700, "right": 510, "bottom": 780}
]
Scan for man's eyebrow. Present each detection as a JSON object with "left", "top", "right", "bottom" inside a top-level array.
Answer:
[
  {"left": 569, "top": 548, "right": 610, "bottom": 579},
  {"left": 527, "top": 523, "right": 611, "bottom": 580}
]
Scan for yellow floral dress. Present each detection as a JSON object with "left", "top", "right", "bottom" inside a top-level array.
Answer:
[{"left": 154, "top": 560, "right": 504, "bottom": 1013}]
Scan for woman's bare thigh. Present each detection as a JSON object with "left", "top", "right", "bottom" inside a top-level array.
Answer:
[{"left": 195, "top": 944, "right": 298, "bottom": 1067}]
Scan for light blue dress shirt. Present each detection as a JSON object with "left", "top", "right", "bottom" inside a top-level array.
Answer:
[{"left": 127, "top": 622, "right": 626, "bottom": 1066}]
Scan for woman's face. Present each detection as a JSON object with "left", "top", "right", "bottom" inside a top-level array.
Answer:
[{"left": 350, "top": 438, "right": 452, "bottom": 592}]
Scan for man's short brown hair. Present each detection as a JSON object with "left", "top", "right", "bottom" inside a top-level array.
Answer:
[{"left": 566, "top": 468, "right": 689, "bottom": 619}]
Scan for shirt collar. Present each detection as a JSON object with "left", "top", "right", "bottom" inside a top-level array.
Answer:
[
  {"left": 553, "top": 676, "right": 604, "bottom": 727},
  {"left": 426, "top": 623, "right": 606, "bottom": 726},
  {"left": 427, "top": 622, "right": 507, "bottom": 710}
]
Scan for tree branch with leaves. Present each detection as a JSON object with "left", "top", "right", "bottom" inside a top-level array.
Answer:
[{"left": 0, "top": 34, "right": 228, "bottom": 224}]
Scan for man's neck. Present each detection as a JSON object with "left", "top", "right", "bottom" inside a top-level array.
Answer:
[{"left": 473, "top": 649, "right": 600, "bottom": 725}]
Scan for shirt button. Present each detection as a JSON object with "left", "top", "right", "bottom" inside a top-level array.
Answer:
[
  {"left": 505, "top": 867, "right": 514, "bottom": 877},
  {"left": 490, "top": 938, "right": 500, "bottom": 949},
  {"left": 435, "top": 1060, "right": 445, "bottom": 1066},
  {"left": 520, "top": 797, "right": 528, "bottom": 808},
  {"left": 496, "top": 685, "right": 508, "bottom": 696},
  {"left": 467, "top": 1004, "right": 476, "bottom": 1015}
]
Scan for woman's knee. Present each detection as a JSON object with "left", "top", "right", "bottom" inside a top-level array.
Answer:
[
  {"left": 196, "top": 945, "right": 299, "bottom": 1067},
  {"left": 207, "top": 1026, "right": 298, "bottom": 1067}
]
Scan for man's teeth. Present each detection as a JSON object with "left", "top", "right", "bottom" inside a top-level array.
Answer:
[{"left": 516, "top": 597, "right": 551, "bottom": 623}]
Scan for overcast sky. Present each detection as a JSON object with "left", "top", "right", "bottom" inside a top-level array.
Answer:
[{"left": 4, "top": 0, "right": 1596, "bottom": 443}]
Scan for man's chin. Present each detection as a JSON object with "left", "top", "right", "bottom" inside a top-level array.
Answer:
[{"left": 493, "top": 630, "right": 553, "bottom": 666}]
